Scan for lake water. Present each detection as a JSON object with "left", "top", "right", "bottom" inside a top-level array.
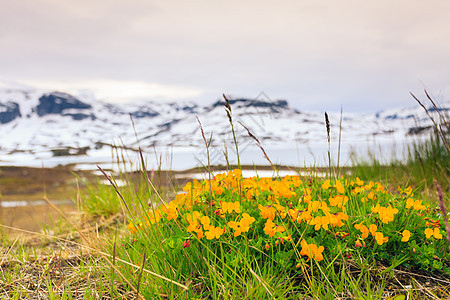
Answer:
[
  {"left": 0, "top": 134, "right": 426, "bottom": 173},
  {"left": 75, "top": 135, "right": 423, "bottom": 173}
]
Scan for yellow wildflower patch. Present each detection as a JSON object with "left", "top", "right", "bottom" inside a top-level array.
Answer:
[
  {"left": 124, "top": 169, "right": 449, "bottom": 274},
  {"left": 371, "top": 204, "right": 398, "bottom": 224}
]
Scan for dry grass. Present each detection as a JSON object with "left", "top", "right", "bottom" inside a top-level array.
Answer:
[
  {"left": 0, "top": 253, "right": 131, "bottom": 299},
  {"left": 0, "top": 209, "right": 135, "bottom": 299}
]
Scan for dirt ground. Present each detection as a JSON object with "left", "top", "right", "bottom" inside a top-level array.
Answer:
[
  {"left": 0, "top": 166, "right": 88, "bottom": 238},
  {"left": 0, "top": 204, "right": 76, "bottom": 238}
]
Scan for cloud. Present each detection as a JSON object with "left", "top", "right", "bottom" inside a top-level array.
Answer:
[
  {"left": 21, "top": 79, "right": 205, "bottom": 102},
  {"left": 1, "top": 0, "right": 449, "bottom": 111}
]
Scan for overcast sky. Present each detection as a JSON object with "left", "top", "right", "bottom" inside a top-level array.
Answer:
[{"left": 1, "top": 0, "right": 449, "bottom": 112}]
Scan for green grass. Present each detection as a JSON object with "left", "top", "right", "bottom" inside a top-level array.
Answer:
[
  {"left": 352, "top": 132, "right": 449, "bottom": 201},
  {"left": 109, "top": 161, "right": 449, "bottom": 299}
]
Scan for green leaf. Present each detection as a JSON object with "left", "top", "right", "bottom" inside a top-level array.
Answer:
[{"left": 165, "top": 236, "right": 182, "bottom": 249}]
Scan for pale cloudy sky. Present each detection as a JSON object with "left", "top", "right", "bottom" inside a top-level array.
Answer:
[{"left": 1, "top": 0, "right": 449, "bottom": 112}]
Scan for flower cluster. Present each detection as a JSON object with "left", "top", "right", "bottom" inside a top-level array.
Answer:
[
  {"left": 127, "top": 170, "right": 449, "bottom": 270},
  {"left": 406, "top": 198, "right": 426, "bottom": 210},
  {"left": 300, "top": 239, "right": 324, "bottom": 261},
  {"left": 425, "top": 227, "right": 443, "bottom": 239},
  {"left": 229, "top": 213, "right": 255, "bottom": 237},
  {"left": 371, "top": 204, "right": 398, "bottom": 224}
]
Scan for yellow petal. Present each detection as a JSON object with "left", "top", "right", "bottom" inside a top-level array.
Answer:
[{"left": 425, "top": 228, "right": 433, "bottom": 239}]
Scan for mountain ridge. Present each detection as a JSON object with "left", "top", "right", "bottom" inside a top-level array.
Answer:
[{"left": 0, "top": 86, "right": 448, "bottom": 168}]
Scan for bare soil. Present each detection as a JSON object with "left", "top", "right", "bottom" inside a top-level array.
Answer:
[
  {"left": 0, "top": 204, "right": 76, "bottom": 238},
  {"left": 0, "top": 166, "right": 91, "bottom": 237}
]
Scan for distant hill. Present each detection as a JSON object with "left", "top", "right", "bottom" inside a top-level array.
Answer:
[{"left": 0, "top": 84, "right": 448, "bottom": 167}]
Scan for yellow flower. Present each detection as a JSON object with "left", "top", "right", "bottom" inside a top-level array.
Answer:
[
  {"left": 299, "top": 210, "right": 313, "bottom": 223},
  {"left": 401, "top": 230, "right": 411, "bottom": 242},
  {"left": 405, "top": 186, "right": 413, "bottom": 195},
  {"left": 398, "top": 186, "right": 413, "bottom": 196},
  {"left": 311, "top": 215, "right": 330, "bottom": 231},
  {"left": 263, "top": 219, "right": 285, "bottom": 237},
  {"left": 335, "top": 180, "right": 345, "bottom": 194},
  {"left": 284, "top": 235, "right": 292, "bottom": 242},
  {"left": 355, "top": 177, "right": 364, "bottom": 186},
  {"left": 289, "top": 209, "right": 313, "bottom": 224},
  {"left": 369, "top": 224, "right": 377, "bottom": 236},
  {"left": 351, "top": 186, "right": 362, "bottom": 195},
  {"left": 186, "top": 211, "right": 202, "bottom": 233},
  {"left": 173, "top": 193, "right": 187, "bottom": 206},
  {"left": 371, "top": 204, "right": 398, "bottom": 224},
  {"left": 365, "top": 181, "right": 375, "bottom": 191},
  {"left": 182, "top": 181, "right": 193, "bottom": 192},
  {"left": 127, "top": 222, "right": 138, "bottom": 234},
  {"left": 309, "top": 201, "right": 321, "bottom": 212},
  {"left": 380, "top": 206, "right": 398, "bottom": 223},
  {"left": 371, "top": 204, "right": 380, "bottom": 213},
  {"left": 161, "top": 202, "right": 178, "bottom": 221},
  {"left": 211, "top": 184, "right": 223, "bottom": 195},
  {"left": 240, "top": 213, "right": 255, "bottom": 229},
  {"left": 303, "top": 188, "right": 312, "bottom": 203},
  {"left": 201, "top": 216, "right": 212, "bottom": 230},
  {"left": 231, "top": 168, "right": 242, "bottom": 177},
  {"left": 300, "top": 239, "right": 324, "bottom": 262},
  {"left": 186, "top": 211, "right": 201, "bottom": 223},
  {"left": 406, "top": 198, "right": 426, "bottom": 211},
  {"left": 246, "top": 189, "right": 255, "bottom": 200},
  {"left": 329, "top": 212, "right": 348, "bottom": 228},
  {"left": 425, "top": 227, "right": 433, "bottom": 239},
  {"left": 426, "top": 227, "right": 443, "bottom": 239},
  {"left": 228, "top": 221, "right": 242, "bottom": 237},
  {"left": 259, "top": 204, "right": 276, "bottom": 220},
  {"left": 288, "top": 209, "right": 300, "bottom": 223},
  {"left": 228, "top": 213, "right": 255, "bottom": 237},
  {"left": 222, "top": 201, "right": 241, "bottom": 214},
  {"left": 434, "top": 228, "right": 443, "bottom": 239},
  {"left": 375, "top": 184, "right": 385, "bottom": 193},
  {"left": 322, "top": 180, "right": 330, "bottom": 190},
  {"left": 271, "top": 181, "right": 296, "bottom": 198},
  {"left": 354, "top": 223, "right": 370, "bottom": 239},
  {"left": 273, "top": 203, "right": 287, "bottom": 218},
  {"left": 405, "top": 198, "right": 413, "bottom": 208},
  {"left": 374, "top": 232, "right": 388, "bottom": 245},
  {"left": 205, "top": 226, "right": 223, "bottom": 240},
  {"left": 329, "top": 195, "right": 348, "bottom": 208},
  {"left": 145, "top": 209, "right": 162, "bottom": 225}
]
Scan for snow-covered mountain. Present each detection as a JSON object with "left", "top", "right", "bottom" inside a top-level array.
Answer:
[{"left": 0, "top": 85, "right": 448, "bottom": 169}]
